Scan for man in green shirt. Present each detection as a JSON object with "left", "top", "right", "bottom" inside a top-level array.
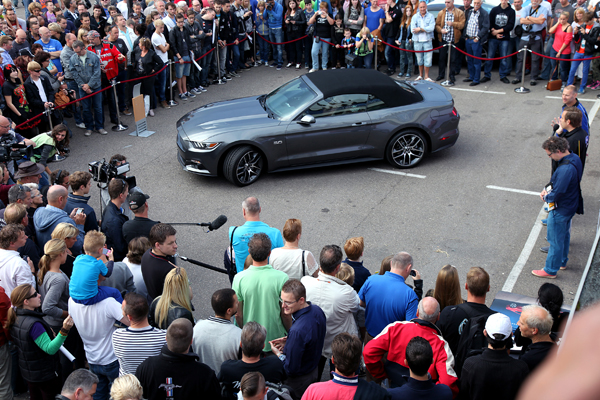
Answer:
[{"left": 232, "top": 233, "right": 291, "bottom": 353}]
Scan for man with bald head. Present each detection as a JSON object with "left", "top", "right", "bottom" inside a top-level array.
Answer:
[
  {"left": 363, "top": 297, "right": 458, "bottom": 395},
  {"left": 35, "top": 26, "right": 64, "bottom": 73},
  {"left": 359, "top": 251, "right": 422, "bottom": 341},
  {"left": 9, "top": 29, "right": 30, "bottom": 59},
  {"left": 517, "top": 305, "right": 556, "bottom": 372},
  {"left": 227, "top": 197, "right": 284, "bottom": 280},
  {"left": 33, "top": 184, "right": 86, "bottom": 254}
]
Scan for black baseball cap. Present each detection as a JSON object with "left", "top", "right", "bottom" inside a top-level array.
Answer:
[{"left": 128, "top": 192, "right": 149, "bottom": 211}]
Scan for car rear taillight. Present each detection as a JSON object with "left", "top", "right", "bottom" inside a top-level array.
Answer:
[{"left": 452, "top": 107, "right": 458, "bottom": 117}]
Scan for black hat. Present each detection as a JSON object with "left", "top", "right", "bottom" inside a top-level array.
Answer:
[
  {"left": 128, "top": 192, "right": 149, "bottom": 211},
  {"left": 19, "top": 48, "right": 34, "bottom": 58}
]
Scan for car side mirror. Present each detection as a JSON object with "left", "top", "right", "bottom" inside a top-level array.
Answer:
[{"left": 298, "top": 115, "right": 315, "bottom": 125}]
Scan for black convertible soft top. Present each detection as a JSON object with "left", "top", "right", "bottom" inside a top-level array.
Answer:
[{"left": 305, "top": 69, "right": 422, "bottom": 107}]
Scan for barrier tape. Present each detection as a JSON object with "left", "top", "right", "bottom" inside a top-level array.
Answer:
[
  {"left": 378, "top": 38, "right": 443, "bottom": 53},
  {"left": 529, "top": 50, "right": 600, "bottom": 62},
  {"left": 451, "top": 44, "right": 520, "bottom": 61}
]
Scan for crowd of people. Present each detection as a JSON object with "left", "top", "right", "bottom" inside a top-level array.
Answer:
[{"left": 0, "top": 181, "right": 582, "bottom": 400}]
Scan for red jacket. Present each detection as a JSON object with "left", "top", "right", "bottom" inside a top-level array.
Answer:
[
  {"left": 87, "top": 41, "right": 125, "bottom": 81},
  {"left": 0, "top": 286, "right": 11, "bottom": 346},
  {"left": 364, "top": 319, "right": 459, "bottom": 398}
]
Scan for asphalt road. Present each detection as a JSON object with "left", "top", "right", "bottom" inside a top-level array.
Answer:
[{"left": 47, "top": 59, "right": 597, "bottom": 321}]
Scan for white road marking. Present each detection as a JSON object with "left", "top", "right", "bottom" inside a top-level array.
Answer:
[
  {"left": 448, "top": 88, "right": 506, "bottom": 95},
  {"left": 486, "top": 185, "right": 540, "bottom": 196},
  {"left": 122, "top": 145, "right": 133, "bottom": 149},
  {"left": 545, "top": 96, "right": 597, "bottom": 102},
  {"left": 368, "top": 168, "right": 427, "bottom": 179},
  {"left": 502, "top": 96, "right": 600, "bottom": 292}
]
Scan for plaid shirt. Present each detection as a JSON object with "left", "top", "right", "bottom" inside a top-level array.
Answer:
[
  {"left": 443, "top": 9, "right": 455, "bottom": 42},
  {"left": 466, "top": 9, "right": 480, "bottom": 38}
]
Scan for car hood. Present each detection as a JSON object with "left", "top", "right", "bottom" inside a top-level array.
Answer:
[{"left": 178, "top": 96, "right": 280, "bottom": 141}]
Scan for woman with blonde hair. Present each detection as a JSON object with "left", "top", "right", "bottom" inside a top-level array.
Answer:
[
  {"left": 269, "top": 218, "right": 318, "bottom": 280},
  {"left": 433, "top": 264, "right": 464, "bottom": 311},
  {"left": 77, "top": 28, "right": 90, "bottom": 46},
  {"left": 51, "top": 222, "right": 80, "bottom": 277},
  {"left": 110, "top": 374, "right": 143, "bottom": 400},
  {"left": 355, "top": 26, "right": 374, "bottom": 69},
  {"left": 149, "top": 267, "right": 194, "bottom": 329},
  {"left": 6, "top": 284, "right": 73, "bottom": 399}
]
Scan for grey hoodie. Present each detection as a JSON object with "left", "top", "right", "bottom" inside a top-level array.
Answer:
[{"left": 33, "top": 205, "right": 84, "bottom": 255}]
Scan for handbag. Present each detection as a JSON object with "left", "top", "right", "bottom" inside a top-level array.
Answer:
[{"left": 546, "top": 65, "right": 562, "bottom": 91}]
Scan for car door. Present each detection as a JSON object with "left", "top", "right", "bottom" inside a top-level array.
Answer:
[{"left": 284, "top": 94, "right": 373, "bottom": 166}]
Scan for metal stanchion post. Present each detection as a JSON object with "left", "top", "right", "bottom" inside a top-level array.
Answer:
[
  {"left": 167, "top": 61, "right": 178, "bottom": 107},
  {"left": 216, "top": 44, "right": 225, "bottom": 85},
  {"left": 111, "top": 80, "right": 128, "bottom": 131},
  {"left": 46, "top": 107, "right": 53, "bottom": 130},
  {"left": 515, "top": 46, "right": 530, "bottom": 94},
  {"left": 253, "top": 30, "right": 259, "bottom": 67},
  {"left": 374, "top": 38, "right": 378, "bottom": 70},
  {"left": 441, "top": 44, "right": 455, "bottom": 87}
]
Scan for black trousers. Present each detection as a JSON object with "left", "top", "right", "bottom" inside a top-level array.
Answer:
[{"left": 438, "top": 39, "right": 460, "bottom": 79}]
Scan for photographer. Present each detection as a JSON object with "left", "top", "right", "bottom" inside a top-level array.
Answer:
[
  {"left": 0, "top": 115, "right": 35, "bottom": 179},
  {"left": 99, "top": 154, "right": 144, "bottom": 220},
  {"left": 30, "top": 125, "right": 70, "bottom": 183}
]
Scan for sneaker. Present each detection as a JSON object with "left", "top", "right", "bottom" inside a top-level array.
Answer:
[
  {"left": 540, "top": 246, "right": 549, "bottom": 253},
  {"left": 148, "top": 109, "right": 155, "bottom": 117},
  {"left": 578, "top": 87, "right": 586, "bottom": 94},
  {"left": 276, "top": 65, "right": 282, "bottom": 70},
  {"left": 76, "top": 122, "right": 86, "bottom": 129},
  {"left": 230, "top": 71, "right": 240, "bottom": 77},
  {"left": 224, "top": 75, "right": 233, "bottom": 80},
  {"left": 322, "top": 67, "right": 327, "bottom": 70},
  {"left": 179, "top": 93, "right": 188, "bottom": 101},
  {"left": 286, "top": 62, "right": 293, "bottom": 68},
  {"left": 592, "top": 81, "right": 600, "bottom": 90},
  {"left": 331, "top": 66, "right": 337, "bottom": 70},
  {"left": 84, "top": 130, "right": 93, "bottom": 136},
  {"left": 586, "top": 80, "right": 597, "bottom": 88},
  {"left": 50, "top": 154, "right": 66, "bottom": 162},
  {"left": 97, "top": 128, "right": 108, "bottom": 135},
  {"left": 305, "top": 64, "right": 309, "bottom": 69},
  {"left": 541, "top": 218, "right": 547, "bottom": 226},
  {"left": 296, "top": 64, "right": 301, "bottom": 69},
  {"left": 405, "top": 73, "right": 411, "bottom": 78},
  {"left": 185, "top": 91, "right": 196, "bottom": 98},
  {"left": 191, "top": 88, "right": 202, "bottom": 95},
  {"left": 309, "top": 68, "right": 317, "bottom": 73},
  {"left": 122, "top": 108, "right": 133, "bottom": 116},
  {"left": 161, "top": 101, "right": 170, "bottom": 109},
  {"left": 265, "top": 62, "right": 271, "bottom": 67},
  {"left": 532, "top": 269, "right": 556, "bottom": 279},
  {"left": 197, "top": 86, "right": 207, "bottom": 92},
  {"left": 269, "top": 63, "right": 277, "bottom": 67}
]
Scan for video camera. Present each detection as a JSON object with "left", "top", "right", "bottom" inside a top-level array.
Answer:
[
  {"left": 0, "top": 134, "right": 32, "bottom": 163},
  {"left": 88, "top": 159, "right": 136, "bottom": 188}
]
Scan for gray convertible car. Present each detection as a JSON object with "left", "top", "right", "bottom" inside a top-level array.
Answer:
[{"left": 177, "top": 69, "right": 460, "bottom": 186}]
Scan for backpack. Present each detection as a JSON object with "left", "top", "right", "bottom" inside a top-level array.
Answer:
[
  {"left": 265, "top": 382, "right": 294, "bottom": 400},
  {"left": 453, "top": 304, "right": 496, "bottom": 377}
]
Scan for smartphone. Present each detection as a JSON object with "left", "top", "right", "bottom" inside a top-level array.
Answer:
[
  {"left": 102, "top": 248, "right": 109, "bottom": 255},
  {"left": 76, "top": 208, "right": 84, "bottom": 215},
  {"left": 410, "top": 270, "right": 416, "bottom": 277}
]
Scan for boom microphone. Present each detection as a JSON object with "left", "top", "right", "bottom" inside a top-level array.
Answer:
[{"left": 207, "top": 215, "right": 227, "bottom": 231}]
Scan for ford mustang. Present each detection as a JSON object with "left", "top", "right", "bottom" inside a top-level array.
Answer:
[{"left": 177, "top": 69, "right": 460, "bottom": 186}]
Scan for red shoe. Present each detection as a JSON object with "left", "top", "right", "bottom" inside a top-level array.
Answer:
[{"left": 532, "top": 269, "right": 556, "bottom": 279}]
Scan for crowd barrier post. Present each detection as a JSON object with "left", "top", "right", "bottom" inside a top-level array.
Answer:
[
  {"left": 515, "top": 46, "right": 530, "bottom": 94},
  {"left": 441, "top": 44, "right": 454, "bottom": 87},
  {"left": 374, "top": 38, "right": 378, "bottom": 70},
  {"left": 168, "top": 61, "right": 178, "bottom": 107},
  {"left": 111, "top": 79, "right": 128, "bottom": 132},
  {"left": 45, "top": 107, "right": 53, "bottom": 130}
]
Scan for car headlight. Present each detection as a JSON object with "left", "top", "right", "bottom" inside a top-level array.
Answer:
[{"left": 190, "top": 142, "right": 221, "bottom": 151}]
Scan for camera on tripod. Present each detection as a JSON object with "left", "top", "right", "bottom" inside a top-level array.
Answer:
[{"left": 88, "top": 159, "right": 136, "bottom": 188}]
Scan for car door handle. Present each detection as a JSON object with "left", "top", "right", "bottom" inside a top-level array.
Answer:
[{"left": 352, "top": 122, "right": 366, "bottom": 126}]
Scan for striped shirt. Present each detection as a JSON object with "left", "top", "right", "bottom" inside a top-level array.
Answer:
[{"left": 112, "top": 325, "right": 167, "bottom": 376}]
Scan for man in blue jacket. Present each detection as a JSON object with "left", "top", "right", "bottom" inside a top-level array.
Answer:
[
  {"left": 264, "top": 0, "right": 283, "bottom": 69},
  {"left": 533, "top": 136, "right": 583, "bottom": 279},
  {"left": 33, "top": 185, "right": 86, "bottom": 255}
]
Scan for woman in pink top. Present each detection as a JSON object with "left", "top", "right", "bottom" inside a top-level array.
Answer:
[{"left": 549, "top": 11, "right": 573, "bottom": 85}]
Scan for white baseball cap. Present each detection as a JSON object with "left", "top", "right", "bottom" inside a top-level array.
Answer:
[{"left": 485, "top": 313, "right": 512, "bottom": 340}]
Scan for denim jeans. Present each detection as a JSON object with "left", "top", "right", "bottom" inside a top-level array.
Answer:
[
  {"left": 544, "top": 210, "right": 574, "bottom": 275},
  {"left": 227, "top": 41, "right": 241, "bottom": 72},
  {"left": 465, "top": 38, "right": 482, "bottom": 82},
  {"left": 398, "top": 40, "right": 413, "bottom": 75},
  {"left": 357, "top": 52, "right": 374, "bottom": 69},
  {"left": 66, "top": 80, "right": 83, "bottom": 125},
  {"left": 304, "top": 35, "right": 313, "bottom": 66},
  {"left": 269, "top": 28, "right": 284, "bottom": 66},
  {"left": 312, "top": 38, "right": 330, "bottom": 70},
  {"left": 103, "top": 83, "right": 118, "bottom": 124},
  {"left": 485, "top": 38, "right": 511, "bottom": 78},
  {"left": 154, "top": 67, "right": 167, "bottom": 102},
  {"left": 383, "top": 35, "right": 397, "bottom": 70},
  {"left": 413, "top": 41, "right": 432, "bottom": 67},
  {"left": 89, "top": 360, "right": 119, "bottom": 400},
  {"left": 199, "top": 45, "right": 213, "bottom": 85},
  {"left": 539, "top": 36, "right": 554, "bottom": 80},
  {"left": 568, "top": 52, "right": 591, "bottom": 89},
  {"left": 79, "top": 87, "right": 104, "bottom": 130},
  {"left": 258, "top": 34, "right": 269, "bottom": 63},
  {"left": 549, "top": 47, "right": 570, "bottom": 82}
]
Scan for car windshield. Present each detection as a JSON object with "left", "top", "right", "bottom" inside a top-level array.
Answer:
[{"left": 264, "top": 78, "right": 317, "bottom": 120}]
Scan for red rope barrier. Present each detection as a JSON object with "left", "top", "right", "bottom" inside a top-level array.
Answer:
[
  {"left": 529, "top": 50, "right": 600, "bottom": 62},
  {"left": 256, "top": 31, "right": 308, "bottom": 45},
  {"left": 452, "top": 45, "right": 519, "bottom": 61}
]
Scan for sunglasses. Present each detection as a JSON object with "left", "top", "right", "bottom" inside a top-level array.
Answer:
[
  {"left": 25, "top": 290, "right": 38, "bottom": 300},
  {"left": 31, "top": 69, "right": 41, "bottom": 73}
]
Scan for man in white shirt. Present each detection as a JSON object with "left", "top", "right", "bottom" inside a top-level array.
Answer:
[
  {"left": 113, "top": 292, "right": 166, "bottom": 376},
  {"left": 69, "top": 285, "right": 130, "bottom": 400},
  {"left": 301, "top": 244, "right": 360, "bottom": 380},
  {"left": 192, "top": 288, "right": 241, "bottom": 375},
  {"left": 0, "top": 224, "right": 35, "bottom": 297}
]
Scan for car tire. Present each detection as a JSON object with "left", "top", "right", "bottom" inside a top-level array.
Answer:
[
  {"left": 386, "top": 130, "right": 428, "bottom": 169},
  {"left": 223, "top": 146, "right": 264, "bottom": 186}
]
